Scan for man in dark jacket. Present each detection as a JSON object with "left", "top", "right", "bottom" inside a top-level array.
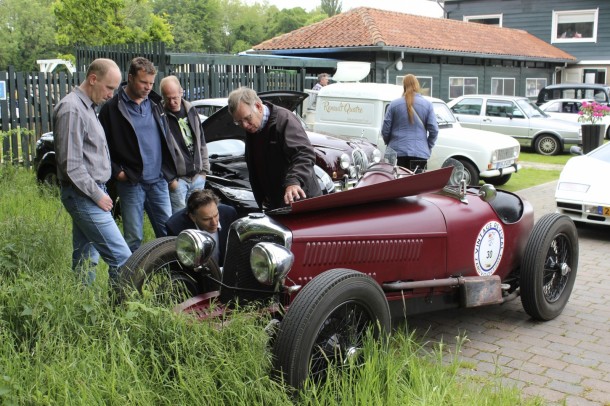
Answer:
[
  {"left": 160, "top": 75, "right": 210, "bottom": 214},
  {"left": 98, "top": 57, "right": 177, "bottom": 252},
  {"left": 227, "top": 86, "right": 321, "bottom": 210},
  {"left": 165, "top": 189, "right": 238, "bottom": 266}
]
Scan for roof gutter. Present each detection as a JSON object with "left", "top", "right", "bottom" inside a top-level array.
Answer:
[{"left": 386, "top": 51, "right": 405, "bottom": 84}]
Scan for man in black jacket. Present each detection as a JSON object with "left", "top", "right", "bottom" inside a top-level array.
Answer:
[
  {"left": 160, "top": 75, "right": 210, "bottom": 214},
  {"left": 98, "top": 57, "right": 177, "bottom": 252},
  {"left": 165, "top": 189, "right": 238, "bottom": 266},
  {"left": 227, "top": 87, "right": 321, "bottom": 210}
]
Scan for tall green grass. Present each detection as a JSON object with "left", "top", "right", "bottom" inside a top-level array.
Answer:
[{"left": 0, "top": 167, "right": 539, "bottom": 405}]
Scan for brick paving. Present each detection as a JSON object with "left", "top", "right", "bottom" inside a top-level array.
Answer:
[{"left": 408, "top": 180, "right": 610, "bottom": 405}]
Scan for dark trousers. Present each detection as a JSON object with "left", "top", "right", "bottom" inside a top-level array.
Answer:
[{"left": 397, "top": 156, "right": 427, "bottom": 173}]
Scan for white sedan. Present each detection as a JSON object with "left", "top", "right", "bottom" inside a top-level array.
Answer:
[
  {"left": 555, "top": 142, "right": 610, "bottom": 226},
  {"left": 539, "top": 98, "right": 610, "bottom": 140}
]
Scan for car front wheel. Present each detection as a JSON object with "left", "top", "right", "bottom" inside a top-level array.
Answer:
[
  {"left": 535, "top": 135, "right": 561, "bottom": 155},
  {"left": 520, "top": 213, "right": 578, "bottom": 321},
  {"left": 484, "top": 173, "right": 511, "bottom": 186},
  {"left": 119, "top": 236, "right": 221, "bottom": 305},
  {"left": 273, "top": 269, "right": 390, "bottom": 389}
]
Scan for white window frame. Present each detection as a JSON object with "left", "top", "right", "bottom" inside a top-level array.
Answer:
[
  {"left": 491, "top": 78, "right": 515, "bottom": 96},
  {"left": 525, "top": 78, "right": 547, "bottom": 98},
  {"left": 449, "top": 77, "right": 478, "bottom": 100},
  {"left": 463, "top": 14, "right": 502, "bottom": 26},
  {"left": 551, "top": 9, "right": 598, "bottom": 43},
  {"left": 396, "top": 76, "right": 433, "bottom": 96}
]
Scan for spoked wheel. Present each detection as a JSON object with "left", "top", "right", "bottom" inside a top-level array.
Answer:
[
  {"left": 120, "top": 236, "right": 221, "bottom": 306},
  {"left": 273, "top": 269, "right": 390, "bottom": 388},
  {"left": 535, "top": 135, "right": 561, "bottom": 156},
  {"left": 520, "top": 213, "right": 579, "bottom": 321}
]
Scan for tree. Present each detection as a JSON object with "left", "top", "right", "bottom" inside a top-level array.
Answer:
[
  {"left": 53, "top": 0, "right": 173, "bottom": 47},
  {"left": 321, "top": 0, "right": 341, "bottom": 17}
]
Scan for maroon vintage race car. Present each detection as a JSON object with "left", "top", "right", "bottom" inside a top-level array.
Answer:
[{"left": 120, "top": 158, "right": 579, "bottom": 388}]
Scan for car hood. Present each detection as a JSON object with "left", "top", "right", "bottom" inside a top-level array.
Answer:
[
  {"left": 556, "top": 154, "right": 610, "bottom": 205},
  {"left": 438, "top": 125, "right": 519, "bottom": 149},
  {"left": 202, "top": 91, "right": 309, "bottom": 143}
]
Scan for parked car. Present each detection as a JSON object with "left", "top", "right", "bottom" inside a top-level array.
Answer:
[
  {"left": 555, "top": 142, "right": 610, "bottom": 226},
  {"left": 536, "top": 83, "right": 610, "bottom": 107},
  {"left": 539, "top": 98, "right": 610, "bottom": 140},
  {"left": 448, "top": 94, "right": 582, "bottom": 155},
  {"left": 191, "top": 98, "right": 228, "bottom": 123},
  {"left": 121, "top": 157, "right": 579, "bottom": 389},
  {"left": 307, "top": 82, "right": 521, "bottom": 186}
]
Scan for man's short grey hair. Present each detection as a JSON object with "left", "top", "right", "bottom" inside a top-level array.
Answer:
[
  {"left": 227, "top": 87, "right": 261, "bottom": 115},
  {"left": 159, "top": 75, "right": 183, "bottom": 96},
  {"left": 318, "top": 73, "right": 329, "bottom": 81}
]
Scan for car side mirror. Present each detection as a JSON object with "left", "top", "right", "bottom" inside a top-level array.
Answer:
[{"left": 478, "top": 184, "right": 497, "bottom": 202}]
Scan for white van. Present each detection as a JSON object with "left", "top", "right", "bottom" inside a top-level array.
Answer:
[{"left": 306, "top": 82, "right": 521, "bottom": 185}]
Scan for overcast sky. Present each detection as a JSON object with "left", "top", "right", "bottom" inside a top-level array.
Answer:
[{"left": 243, "top": 0, "right": 444, "bottom": 18}]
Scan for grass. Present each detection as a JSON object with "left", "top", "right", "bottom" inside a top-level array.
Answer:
[
  {"left": 0, "top": 166, "right": 543, "bottom": 405},
  {"left": 499, "top": 167, "right": 561, "bottom": 193}
]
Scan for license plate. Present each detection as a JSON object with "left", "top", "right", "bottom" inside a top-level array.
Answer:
[
  {"left": 598, "top": 206, "right": 610, "bottom": 216},
  {"left": 496, "top": 160, "right": 515, "bottom": 169}
]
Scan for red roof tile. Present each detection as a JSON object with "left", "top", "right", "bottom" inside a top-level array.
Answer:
[{"left": 253, "top": 7, "right": 575, "bottom": 61}]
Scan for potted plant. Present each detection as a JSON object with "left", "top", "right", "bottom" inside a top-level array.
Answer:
[{"left": 578, "top": 101, "right": 610, "bottom": 153}]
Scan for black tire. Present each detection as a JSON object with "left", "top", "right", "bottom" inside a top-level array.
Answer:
[
  {"left": 606, "top": 126, "right": 610, "bottom": 140},
  {"left": 273, "top": 269, "right": 390, "bottom": 389},
  {"left": 119, "top": 236, "right": 221, "bottom": 305},
  {"left": 535, "top": 135, "right": 561, "bottom": 156},
  {"left": 38, "top": 165, "right": 58, "bottom": 186},
  {"left": 457, "top": 159, "right": 479, "bottom": 186},
  {"left": 520, "top": 213, "right": 578, "bottom": 321},
  {"left": 484, "top": 173, "right": 512, "bottom": 186}
]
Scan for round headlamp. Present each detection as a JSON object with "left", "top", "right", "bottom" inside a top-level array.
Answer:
[
  {"left": 372, "top": 148, "right": 382, "bottom": 163},
  {"left": 339, "top": 153, "right": 350, "bottom": 170},
  {"left": 250, "top": 242, "right": 294, "bottom": 286},
  {"left": 176, "top": 229, "right": 216, "bottom": 268}
]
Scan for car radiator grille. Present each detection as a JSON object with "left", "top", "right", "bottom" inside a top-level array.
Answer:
[
  {"left": 219, "top": 229, "right": 284, "bottom": 304},
  {"left": 496, "top": 147, "right": 517, "bottom": 161}
]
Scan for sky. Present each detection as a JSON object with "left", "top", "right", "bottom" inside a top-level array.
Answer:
[{"left": 243, "top": 0, "right": 444, "bottom": 18}]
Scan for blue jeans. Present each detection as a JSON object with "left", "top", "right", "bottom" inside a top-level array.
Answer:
[
  {"left": 169, "top": 175, "right": 207, "bottom": 214},
  {"left": 117, "top": 178, "right": 172, "bottom": 252},
  {"left": 60, "top": 184, "right": 132, "bottom": 285}
]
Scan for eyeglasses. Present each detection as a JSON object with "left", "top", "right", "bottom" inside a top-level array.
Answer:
[{"left": 233, "top": 110, "right": 255, "bottom": 127}]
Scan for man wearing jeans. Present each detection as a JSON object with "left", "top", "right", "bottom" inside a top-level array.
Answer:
[
  {"left": 159, "top": 75, "right": 210, "bottom": 213},
  {"left": 99, "top": 57, "right": 177, "bottom": 252},
  {"left": 54, "top": 58, "right": 132, "bottom": 285}
]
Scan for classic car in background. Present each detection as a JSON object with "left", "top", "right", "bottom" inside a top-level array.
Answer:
[
  {"left": 555, "top": 142, "right": 610, "bottom": 227},
  {"left": 121, "top": 156, "right": 579, "bottom": 388},
  {"left": 448, "top": 94, "right": 582, "bottom": 155},
  {"left": 191, "top": 97, "right": 228, "bottom": 123},
  {"left": 306, "top": 82, "right": 521, "bottom": 186},
  {"left": 539, "top": 98, "right": 610, "bottom": 140}
]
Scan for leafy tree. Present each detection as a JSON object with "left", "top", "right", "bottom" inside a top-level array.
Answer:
[
  {"left": 321, "top": 0, "right": 341, "bottom": 17},
  {"left": 0, "top": 0, "right": 59, "bottom": 71},
  {"left": 265, "top": 7, "right": 310, "bottom": 38},
  {"left": 53, "top": 0, "right": 173, "bottom": 47}
]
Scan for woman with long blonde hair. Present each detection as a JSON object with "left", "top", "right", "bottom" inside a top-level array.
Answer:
[{"left": 381, "top": 74, "right": 439, "bottom": 172}]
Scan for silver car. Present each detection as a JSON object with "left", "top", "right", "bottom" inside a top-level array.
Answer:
[{"left": 447, "top": 95, "right": 582, "bottom": 155}]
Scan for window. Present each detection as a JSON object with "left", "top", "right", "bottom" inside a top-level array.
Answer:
[
  {"left": 485, "top": 100, "right": 514, "bottom": 117},
  {"left": 491, "top": 78, "right": 515, "bottom": 96},
  {"left": 463, "top": 14, "right": 502, "bottom": 26},
  {"left": 449, "top": 77, "right": 478, "bottom": 99},
  {"left": 450, "top": 98, "right": 482, "bottom": 115},
  {"left": 552, "top": 9, "right": 598, "bottom": 43},
  {"left": 396, "top": 76, "right": 433, "bottom": 96},
  {"left": 526, "top": 78, "right": 547, "bottom": 97}
]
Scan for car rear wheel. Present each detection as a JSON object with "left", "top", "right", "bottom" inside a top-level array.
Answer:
[
  {"left": 119, "top": 236, "right": 221, "bottom": 305},
  {"left": 457, "top": 159, "right": 479, "bottom": 186},
  {"left": 535, "top": 135, "right": 561, "bottom": 156},
  {"left": 484, "top": 173, "right": 511, "bottom": 186},
  {"left": 520, "top": 213, "right": 578, "bottom": 321},
  {"left": 273, "top": 269, "right": 390, "bottom": 389}
]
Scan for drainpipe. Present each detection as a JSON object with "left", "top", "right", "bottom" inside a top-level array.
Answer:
[
  {"left": 386, "top": 51, "right": 405, "bottom": 84},
  {"left": 553, "top": 62, "right": 568, "bottom": 84}
]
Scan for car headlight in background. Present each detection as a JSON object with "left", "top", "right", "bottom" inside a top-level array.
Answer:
[
  {"left": 557, "top": 182, "right": 589, "bottom": 193},
  {"left": 176, "top": 229, "right": 216, "bottom": 268},
  {"left": 250, "top": 242, "right": 294, "bottom": 286},
  {"left": 339, "top": 153, "right": 350, "bottom": 170},
  {"left": 372, "top": 148, "right": 382, "bottom": 163}
]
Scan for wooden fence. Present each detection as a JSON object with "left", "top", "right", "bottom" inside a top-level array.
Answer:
[{"left": 0, "top": 67, "right": 315, "bottom": 168}]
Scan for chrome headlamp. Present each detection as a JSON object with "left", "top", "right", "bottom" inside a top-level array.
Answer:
[
  {"left": 339, "top": 153, "right": 350, "bottom": 170},
  {"left": 250, "top": 242, "right": 294, "bottom": 286},
  {"left": 176, "top": 229, "right": 216, "bottom": 268},
  {"left": 372, "top": 148, "right": 382, "bottom": 163}
]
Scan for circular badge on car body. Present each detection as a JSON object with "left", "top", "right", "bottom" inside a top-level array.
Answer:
[{"left": 474, "top": 220, "right": 505, "bottom": 276}]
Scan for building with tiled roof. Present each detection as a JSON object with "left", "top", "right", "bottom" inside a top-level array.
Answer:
[{"left": 249, "top": 7, "right": 576, "bottom": 101}]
